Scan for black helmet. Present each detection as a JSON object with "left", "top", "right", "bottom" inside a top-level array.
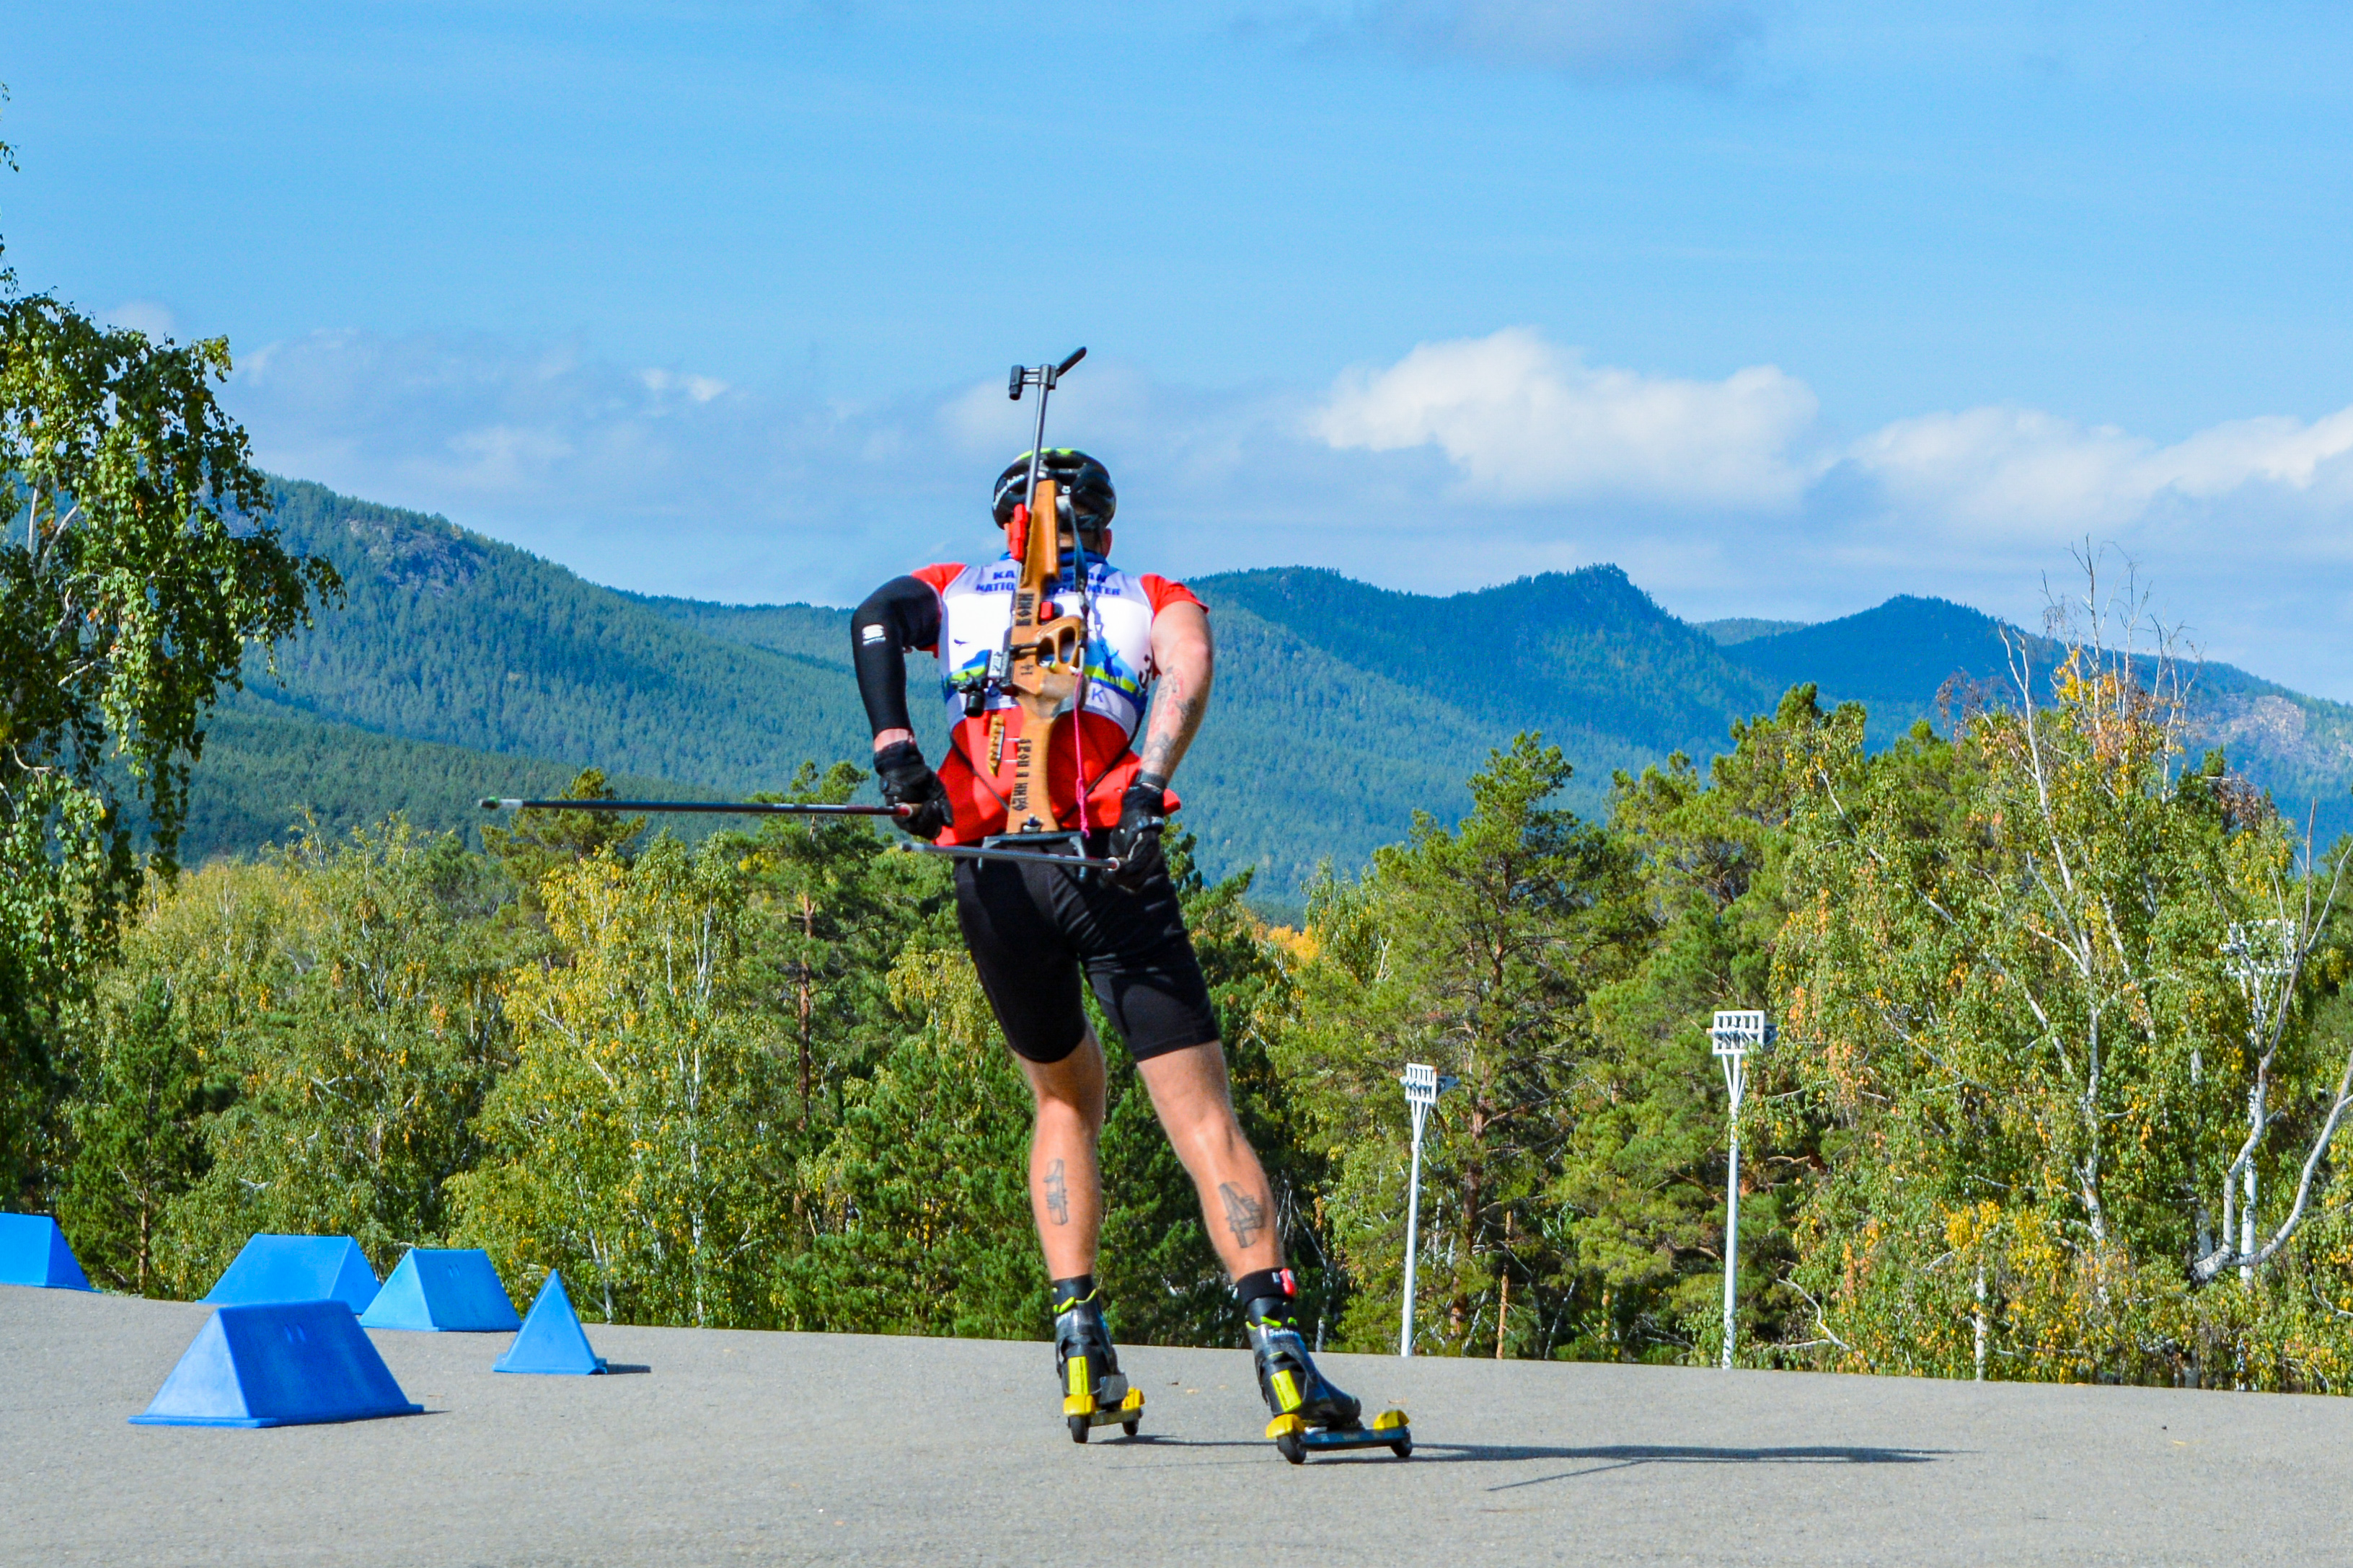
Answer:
[{"left": 992, "top": 449, "right": 1116, "bottom": 535}]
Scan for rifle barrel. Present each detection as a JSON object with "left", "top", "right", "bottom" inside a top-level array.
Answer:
[{"left": 480, "top": 798, "right": 906, "bottom": 818}]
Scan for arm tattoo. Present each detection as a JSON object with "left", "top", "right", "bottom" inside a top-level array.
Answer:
[
  {"left": 1137, "top": 672, "right": 1206, "bottom": 780},
  {"left": 1219, "top": 1182, "right": 1268, "bottom": 1249},
  {"left": 1044, "top": 1159, "right": 1069, "bottom": 1226}
]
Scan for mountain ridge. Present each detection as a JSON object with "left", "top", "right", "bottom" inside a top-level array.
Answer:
[{"left": 174, "top": 479, "right": 2353, "bottom": 895}]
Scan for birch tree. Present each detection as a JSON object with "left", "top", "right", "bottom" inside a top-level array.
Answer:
[
  {"left": 454, "top": 839, "right": 787, "bottom": 1326},
  {"left": 1774, "top": 569, "right": 2353, "bottom": 1385},
  {"left": 0, "top": 286, "right": 337, "bottom": 1202}
]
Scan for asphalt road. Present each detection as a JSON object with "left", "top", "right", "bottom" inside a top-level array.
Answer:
[{"left": 5, "top": 1284, "right": 2352, "bottom": 1566}]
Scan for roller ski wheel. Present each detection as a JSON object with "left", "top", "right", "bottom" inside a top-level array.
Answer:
[
  {"left": 1275, "top": 1423, "right": 1307, "bottom": 1466},
  {"left": 1264, "top": 1408, "right": 1413, "bottom": 1463},
  {"left": 1064, "top": 1385, "right": 1146, "bottom": 1443},
  {"left": 1055, "top": 1290, "right": 1143, "bottom": 1443}
]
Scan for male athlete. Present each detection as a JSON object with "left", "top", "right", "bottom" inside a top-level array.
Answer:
[{"left": 848, "top": 448, "right": 1360, "bottom": 1443}]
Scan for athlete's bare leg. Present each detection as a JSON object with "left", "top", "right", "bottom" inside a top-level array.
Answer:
[
  {"left": 1136, "top": 1039, "right": 1283, "bottom": 1277},
  {"left": 1017, "top": 1031, "right": 1106, "bottom": 1279},
  {"left": 1019, "top": 1032, "right": 1279, "bottom": 1278}
]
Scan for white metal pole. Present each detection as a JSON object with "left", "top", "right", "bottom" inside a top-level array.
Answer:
[
  {"left": 1400, "top": 1100, "right": 1426, "bottom": 1358},
  {"left": 1721, "top": 1053, "right": 1742, "bottom": 1371},
  {"left": 1710, "top": 1011, "right": 1769, "bottom": 1373}
]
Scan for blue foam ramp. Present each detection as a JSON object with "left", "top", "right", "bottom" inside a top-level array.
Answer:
[
  {"left": 359, "top": 1248, "right": 521, "bottom": 1332},
  {"left": 0, "top": 1214, "right": 94, "bottom": 1290},
  {"left": 495, "top": 1271, "right": 607, "bottom": 1375},
  {"left": 130, "top": 1301, "right": 423, "bottom": 1427},
  {"left": 202, "top": 1234, "right": 380, "bottom": 1312}
]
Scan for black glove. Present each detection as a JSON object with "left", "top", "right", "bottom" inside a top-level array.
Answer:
[
  {"left": 1105, "top": 772, "right": 1168, "bottom": 891},
  {"left": 873, "top": 741, "right": 952, "bottom": 841}
]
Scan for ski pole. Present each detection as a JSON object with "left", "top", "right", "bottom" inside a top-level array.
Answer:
[
  {"left": 479, "top": 798, "right": 1122, "bottom": 869},
  {"left": 480, "top": 798, "right": 906, "bottom": 818}
]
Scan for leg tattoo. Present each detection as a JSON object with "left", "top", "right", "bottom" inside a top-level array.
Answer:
[
  {"left": 1045, "top": 1159, "right": 1070, "bottom": 1226},
  {"left": 1219, "top": 1182, "right": 1268, "bottom": 1249}
]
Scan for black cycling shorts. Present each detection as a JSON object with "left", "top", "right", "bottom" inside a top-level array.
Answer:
[{"left": 953, "top": 840, "right": 1222, "bottom": 1064}]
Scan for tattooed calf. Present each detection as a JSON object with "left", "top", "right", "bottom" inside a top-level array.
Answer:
[
  {"left": 1044, "top": 1159, "right": 1070, "bottom": 1225},
  {"left": 1219, "top": 1182, "right": 1268, "bottom": 1249}
]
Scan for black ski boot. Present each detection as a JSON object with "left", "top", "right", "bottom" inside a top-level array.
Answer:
[
  {"left": 1238, "top": 1268, "right": 1411, "bottom": 1463},
  {"left": 1053, "top": 1277, "right": 1142, "bottom": 1443}
]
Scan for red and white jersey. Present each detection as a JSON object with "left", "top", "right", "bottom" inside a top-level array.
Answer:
[{"left": 907, "top": 555, "right": 1203, "bottom": 844}]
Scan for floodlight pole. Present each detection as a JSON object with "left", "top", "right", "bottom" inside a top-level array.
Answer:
[
  {"left": 1710, "top": 1011, "right": 1775, "bottom": 1370},
  {"left": 2222, "top": 920, "right": 2297, "bottom": 1285},
  {"left": 1398, "top": 1063, "right": 1457, "bottom": 1358}
]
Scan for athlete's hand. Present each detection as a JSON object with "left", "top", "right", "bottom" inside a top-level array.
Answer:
[
  {"left": 873, "top": 741, "right": 953, "bottom": 841},
  {"left": 1106, "top": 773, "right": 1168, "bottom": 891}
]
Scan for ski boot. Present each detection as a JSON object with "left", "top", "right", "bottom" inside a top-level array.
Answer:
[
  {"left": 1241, "top": 1270, "right": 1411, "bottom": 1464},
  {"left": 1054, "top": 1278, "right": 1143, "bottom": 1443}
]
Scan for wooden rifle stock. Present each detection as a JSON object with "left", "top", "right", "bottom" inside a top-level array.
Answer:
[{"left": 1001, "top": 476, "right": 1090, "bottom": 835}]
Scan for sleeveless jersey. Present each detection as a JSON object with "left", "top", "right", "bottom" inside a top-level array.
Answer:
[{"left": 909, "top": 555, "right": 1202, "bottom": 845}]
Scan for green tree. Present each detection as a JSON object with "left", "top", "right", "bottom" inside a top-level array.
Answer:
[
  {"left": 480, "top": 766, "right": 646, "bottom": 924},
  {"left": 0, "top": 212, "right": 338, "bottom": 1200},
  {"left": 1556, "top": 685, "right": 1840, "bottom": 1363},
  {"left": 775, "top": 939, "right": 1044, "bottom": 1338},
  {"left": 1276, "top": 734, "right": 1639, "bottom": 1356},
  {"left": 54, "top": 864, "right": 272, "bottom": 1293},
  {"left": 1773, "top": 622, "right": 2353, "bottom": 1386},
  {"left": 720, "top": 761, "right": 942, "bottom": 1130},
  {"left": 164, "top": 823, "right": 522, "bottom": 1285},
  {"left": 454, "top": 838, "right": 787, "bottom": 1326}
]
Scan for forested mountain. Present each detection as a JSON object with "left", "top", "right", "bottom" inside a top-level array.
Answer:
[
  {"left": 182, "top": 479, "right": 2353, "bottom": 895},
  {"left": 1720, "top": 595, "right": 2353, "bottom": 846},
  {"left": 238, "top": 480, "right": 871, "bottom": 784},
  {"left": 177, "top": 707, "right": 697, "bottom": 856}
]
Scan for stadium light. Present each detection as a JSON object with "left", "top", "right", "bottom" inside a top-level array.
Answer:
[
  {"left": 1710, "top": 1010, "right": 1776, "bottom": 1370},
  {"left": 1398, "top": 1063, "right": 1458, "bottom": 1358}
]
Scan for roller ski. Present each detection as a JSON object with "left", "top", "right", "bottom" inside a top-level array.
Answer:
[
  {"left": 1054, "top": 1280, "right": 1144, "bottom": 1443},
  {"left": 1240, "top": 1270, "right": 1411, "bottom": 1464}
]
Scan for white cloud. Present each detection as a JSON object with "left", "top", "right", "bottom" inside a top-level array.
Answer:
[
  {"left": 1314, "top": 327, "right": 1819, "bottom": 507},
  {"left": 639, "top": 368, "right": 729, "bottom": 403},
  {"left": 1850, "top": 404, "right": 2353, "bottom": 539},
  {"left": 105, "top": 300, "right": 179, "bottom": 338}
]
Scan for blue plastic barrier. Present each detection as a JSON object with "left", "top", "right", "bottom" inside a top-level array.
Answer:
[
  {"left": 201, "top": 1234, "right": 380, "bottom": 1313},
  {"left": 495, "top": 1271, "right": 608, "bottom": 1375},
  {"left": 359, "top": 1248, "right": 521, "bottom": 1332},
  {"left": 0, "top": 1214, "right": 94, "bottom": 1290},
  {"left": 130, "top": 1301, "right": 424, "bottom": 1428}
]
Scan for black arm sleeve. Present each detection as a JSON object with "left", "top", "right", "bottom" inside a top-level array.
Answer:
[{"left": 851, "top": 576, "right": 942, "bottom": 739}]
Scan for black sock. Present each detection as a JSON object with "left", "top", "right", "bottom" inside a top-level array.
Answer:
[
  {"left": 1051, "top": 1274, "right": 1098, "bottom": 1314},
  {"left": 1233, "top": 1267, "right": 1295, "bottom": 1321}
]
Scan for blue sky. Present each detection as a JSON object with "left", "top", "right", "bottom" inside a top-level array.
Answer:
[{"left": 12, "top": 1, "right": 2353, "bottom": 696}]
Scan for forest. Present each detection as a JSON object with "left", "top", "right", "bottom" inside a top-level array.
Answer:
[
  {"left": 9, "top": 257, "right": 2353, "bottom": 1391},
  {"left": 18, "top": 677, "right": 2353, "bottom": 1388}
]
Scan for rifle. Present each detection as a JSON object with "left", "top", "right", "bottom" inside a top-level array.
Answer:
[
  {"left": 995, "top": 347, "right": 1092, "bottom": 843},
  {"left": 479, "top": 346, "right": 1127, "bottom": 877},
  {"left": 478, "top": 797, "right": 1119, "bottom": 869}
]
